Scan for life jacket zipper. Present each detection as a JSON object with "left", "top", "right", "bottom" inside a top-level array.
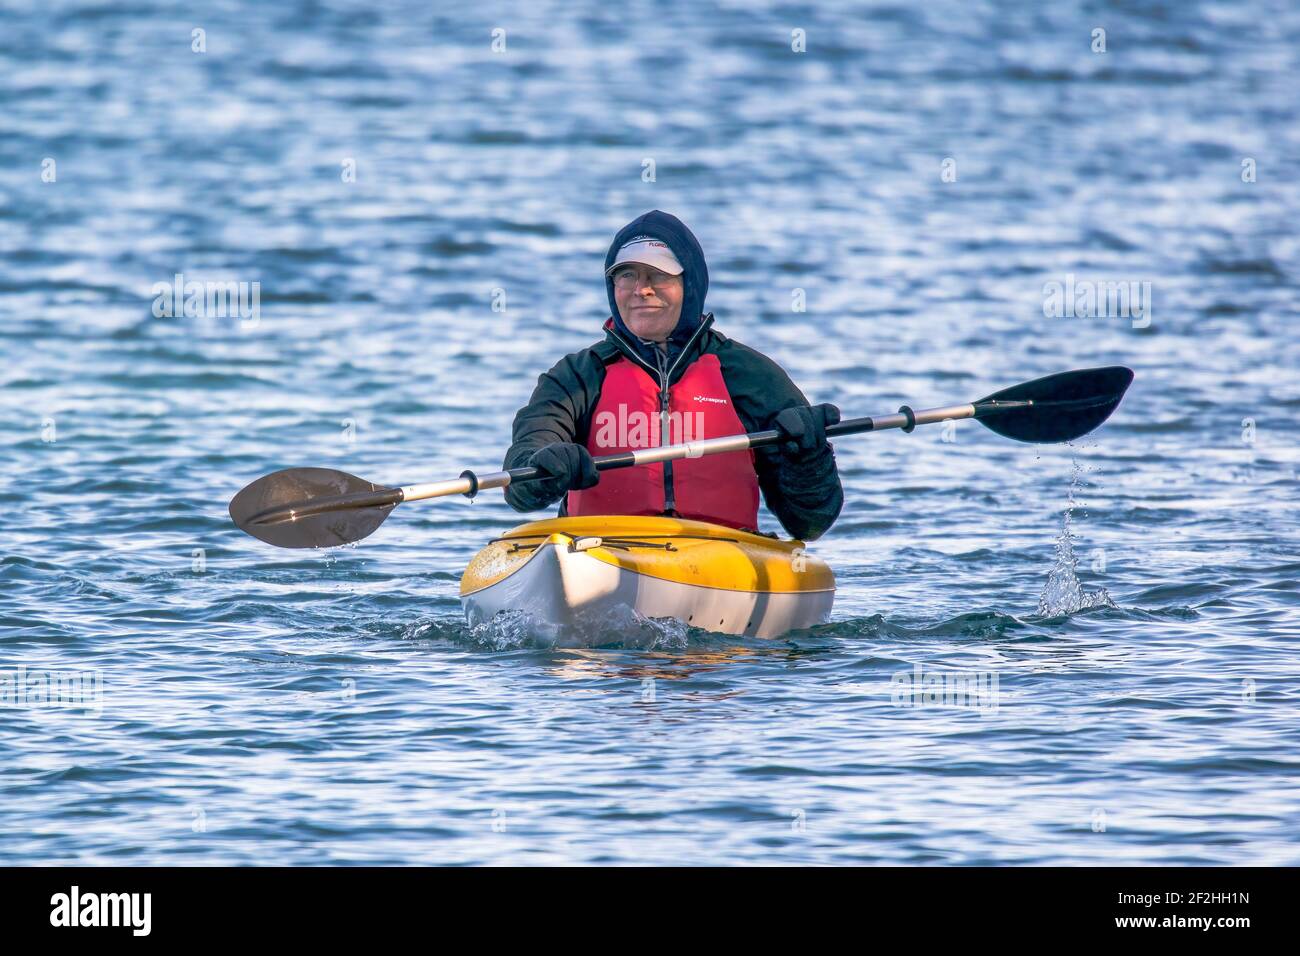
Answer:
[
  {"left": 604, "top": 313, "right": 711, "bottom": 384},
  {"left": 606, "top": 316, "right": 712, "bottom": 516},
  {"left": 655, "top": 347, "right": 676, "bottom": 512}
]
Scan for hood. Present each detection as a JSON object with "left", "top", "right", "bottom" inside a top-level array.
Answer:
[{"left": 604, "top": 209, "right": 709, "bottom": 365}]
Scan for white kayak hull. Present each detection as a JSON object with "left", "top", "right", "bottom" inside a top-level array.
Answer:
[{"left": 460, "top": 516, "right": 835, "bottom": 639}]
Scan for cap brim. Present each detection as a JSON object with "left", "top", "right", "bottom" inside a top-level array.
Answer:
[{"left": 605, "top": 256, "right": 685, "bottom": 277}]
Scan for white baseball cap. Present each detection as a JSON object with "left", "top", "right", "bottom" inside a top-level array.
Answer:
[{"left": 605, "top": 236, "right": 684, "bottom": 277}]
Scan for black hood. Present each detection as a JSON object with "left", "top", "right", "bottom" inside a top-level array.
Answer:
[{"left": 604, "top": 209, "right": 709, "bottom": 365}]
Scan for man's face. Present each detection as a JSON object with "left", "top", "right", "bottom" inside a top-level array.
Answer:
[{"left": 611, "top": 263, "right": 684, "bottom": 343}]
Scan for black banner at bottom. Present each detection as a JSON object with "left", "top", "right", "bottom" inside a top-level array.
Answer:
[{"left": 0, "top": 866, "right": 1279, "bottom": 941}]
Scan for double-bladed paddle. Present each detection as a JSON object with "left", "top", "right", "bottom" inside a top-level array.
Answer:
[{"left": 229, "top": 365, "right": 1133, "bottom": 549}]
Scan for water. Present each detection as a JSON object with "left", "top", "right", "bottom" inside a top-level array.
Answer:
[
  {"left": 2, "top": 0, "right": 1299, "bottom": 865},
  {"left": 1035, "top": 457, "right": 1115, "bottom": 617}
]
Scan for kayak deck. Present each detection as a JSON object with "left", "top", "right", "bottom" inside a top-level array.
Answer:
[{"left": 460, "top": 516, "right": 834, "bottom": 638}]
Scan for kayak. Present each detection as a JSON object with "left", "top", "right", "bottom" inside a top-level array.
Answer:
[
  {"left": 231, "top": 368, "right": 1133, "bottom": 643},
  {"left": 460, "top": 515, "right": 835, "bottom": 638}
]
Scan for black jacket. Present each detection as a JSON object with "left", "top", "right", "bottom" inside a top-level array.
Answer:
[{"left": 503, "top": 210, "right": 843, "bottom": 541}]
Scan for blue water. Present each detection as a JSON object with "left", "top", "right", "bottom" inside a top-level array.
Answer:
[{"left": 2, "top": 0, "right": 1299, "bottom": 865}]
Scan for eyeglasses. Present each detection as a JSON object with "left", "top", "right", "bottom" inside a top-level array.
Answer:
[{"left": 611, "top": 268, "right": 682, "bottom": 291}]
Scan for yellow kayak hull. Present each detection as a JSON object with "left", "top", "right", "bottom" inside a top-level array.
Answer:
[{"left": 460, "top": 516, "right": 835, "bottom": 638}]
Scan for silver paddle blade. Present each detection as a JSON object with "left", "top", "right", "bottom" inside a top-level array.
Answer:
[{"left": 229, "top": 467, "right": 399, "bottom": 549}]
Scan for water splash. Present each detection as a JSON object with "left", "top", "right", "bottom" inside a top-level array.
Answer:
[
  {"left": 1036, "top": 457, "right": 1115, "bottom": 617},
  {"left": 463, "top": 606, "right": 692, "bottom": 651}
]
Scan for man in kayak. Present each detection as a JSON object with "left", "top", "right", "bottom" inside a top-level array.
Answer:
[{"left": 503, "top": 209, "right": 843, "bottom": 540}]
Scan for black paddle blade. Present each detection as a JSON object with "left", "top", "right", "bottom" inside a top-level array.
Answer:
[
  {"left": 973, "top": 366, "right": 1134, "bottom": 443},
  {"left": 229, "top": 467, "right": 399, "bottom": 549}
]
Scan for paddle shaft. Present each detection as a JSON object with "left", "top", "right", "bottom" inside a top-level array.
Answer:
[
  {"left": 395, "top": 399, "right": 1029, "bottom": 503},
  {"left": 233, "top": 364, "right": 1133, "bottom": 547},
  {"left": 244, "top": 397, "right": 1033, "bottom": 526}
]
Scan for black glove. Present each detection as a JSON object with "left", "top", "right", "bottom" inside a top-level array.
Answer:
[
  {"left": 773, "top": 403, "right": 840, "bottom": 459},
  {"left": 526, "top": 442, "right": 600, "bottom": 492}
]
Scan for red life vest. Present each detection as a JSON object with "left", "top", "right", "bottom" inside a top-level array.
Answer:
[{"left": 567, "top": 353, "right": 760, "bottom": 530}]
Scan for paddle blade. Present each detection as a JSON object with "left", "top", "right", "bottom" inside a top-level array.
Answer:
[
  {"left": 229, "top": 467, "right": 398, "bottom": 549},
  {"left": 973, "top": 366, "right": 1134, "bottom": 443}
]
